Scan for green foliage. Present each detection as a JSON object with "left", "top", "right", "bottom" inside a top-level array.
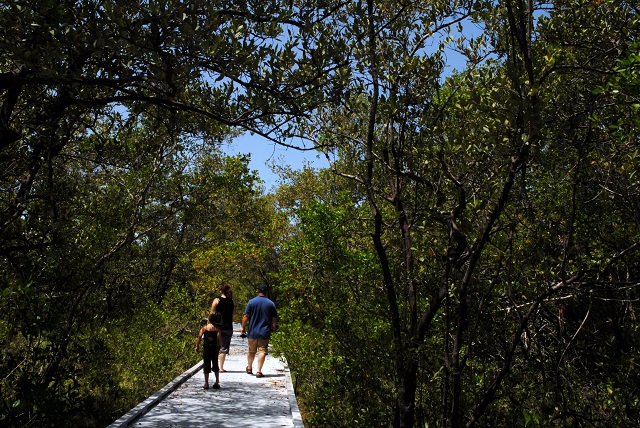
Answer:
[
  {"left": 274, "top": 0, "right": 640, "bottom": 427},
  {"left": 271, "top": 189, "right": 395, "bottom": 427},
  {"left": 0, "top": 279, "right": 200, "bottom": 427},
  {"left": 0, "top": 105, "right": 265, "bottom": 425},
  {"left": 102, "top": 286, "right": 201, "bottom": 426},
  {"left": 3, "top": 0, "right": 640, "bottom": 427},
  {"left": 1, "top": 0, "right": 341, "bottom": 423}
]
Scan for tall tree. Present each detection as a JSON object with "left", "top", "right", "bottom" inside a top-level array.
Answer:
[
  {"left": 0, "top": 0, "right": 340, "bottom": 425},
  {"left": 288, "top": 0, "right": 640, "bottom": 426}
]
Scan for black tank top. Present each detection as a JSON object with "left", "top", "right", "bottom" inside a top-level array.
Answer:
[
  {"left": 203, "top": 329, "right": 218, "bottom": 352},
  {"left": 216, "top": 297, "right": 234, "bottom": 330}
]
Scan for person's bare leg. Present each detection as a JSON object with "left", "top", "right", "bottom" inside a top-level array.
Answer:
[
  {"left": 256, "top": 352, "right": 266, "bottom": 375},
  {"left": 247, "top": 352, "right": 255, "bottom": 373},
  {"left": 204, "top": 372, "right": 209, "bottom": 388},
  {"left": 219, "top": 353, "right": 227, "bottom": 371},
  {"left": 213, "top": 370, "right": 220, "bottom": 388}
]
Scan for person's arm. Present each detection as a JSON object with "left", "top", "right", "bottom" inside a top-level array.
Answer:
[
  {"left": 210, "top": 298, "right": 219, "bottom": 314},
  {"left": 195, "top": 326, "right": 205, "bottom": 352},
  {"left": 241, "top": 313, "right": 249, "bottom": 335},
  {"left": 216, "top": 327, "right": 222, "bottom": 349},
  {"left": 270, "top": 305, "right": 278, "bottom": 332}
]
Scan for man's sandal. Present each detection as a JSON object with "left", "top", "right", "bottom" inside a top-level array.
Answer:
[
  {"left": 255, "top": 372, "right": 264, "bottom": 378},
  {"left": 246, "top": 367, "right": 253, "bottom": 374}
]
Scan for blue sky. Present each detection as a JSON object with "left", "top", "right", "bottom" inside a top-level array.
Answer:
[
  {"left": 224, "top": 23, "right": 474, "bottom": 191},
  {"left": 224, "top": 133, "right": 329, "bottom": 191}
]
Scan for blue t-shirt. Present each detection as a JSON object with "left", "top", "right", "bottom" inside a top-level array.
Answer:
[{"left": 244, "top": 295, "right": 277, "bottom": 340}]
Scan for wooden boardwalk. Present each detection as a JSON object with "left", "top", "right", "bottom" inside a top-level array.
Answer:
[{"left": 109, "top": 324, "right": 303, "bottom": 427}]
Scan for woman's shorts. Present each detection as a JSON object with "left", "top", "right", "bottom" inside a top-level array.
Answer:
[{"left": 219, "top": 329, "right": 233, "bottom": 354}]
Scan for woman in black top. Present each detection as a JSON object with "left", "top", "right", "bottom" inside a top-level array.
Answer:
[{"left": 211, "top": 282, "right": 235, "bottom": 372}]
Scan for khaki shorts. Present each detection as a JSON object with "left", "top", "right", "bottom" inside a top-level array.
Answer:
[{"left": 248, "top": 338, "right": 269, "bottom": 355}]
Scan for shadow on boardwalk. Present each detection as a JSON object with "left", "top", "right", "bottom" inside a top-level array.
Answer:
[{"left": 109, "top": 324, "right": 303, "bottom": 428}]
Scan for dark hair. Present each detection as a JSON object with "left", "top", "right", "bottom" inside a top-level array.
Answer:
[{"left": 220, "top": 282, "right": 233, "bottom": 299}]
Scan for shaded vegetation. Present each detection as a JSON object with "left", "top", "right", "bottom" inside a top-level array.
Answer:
[{"left": 2, "top": 0, "right": 640, "bottom": 427}]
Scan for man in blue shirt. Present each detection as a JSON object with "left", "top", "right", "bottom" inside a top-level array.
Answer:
[{"left": 241, "top": 283, "right": 278, "bottom": 378}]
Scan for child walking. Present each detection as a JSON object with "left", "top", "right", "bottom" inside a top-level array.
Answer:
[{"left": 195, "top": 312, "right": 222, "bottom": 389}]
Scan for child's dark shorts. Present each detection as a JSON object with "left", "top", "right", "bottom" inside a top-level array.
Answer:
[{"left": 203, "top": 349, "right": 219, "bottom": 374}]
